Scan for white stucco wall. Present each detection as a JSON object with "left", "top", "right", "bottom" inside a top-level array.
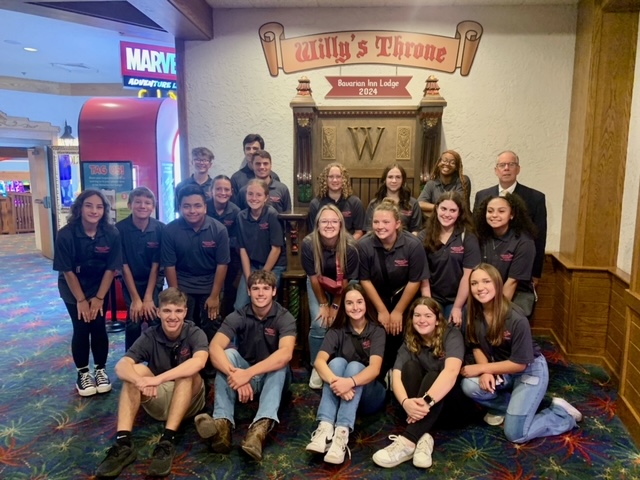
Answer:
[
  {"left": 184, "top": 5, "right": 577, "bottom": 252},
  {"left": 618, "top": 14, "right": 640, "bottom": 274}
]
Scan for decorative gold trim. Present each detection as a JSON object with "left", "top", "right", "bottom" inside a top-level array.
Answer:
[
  {"left": 396, "top": 126, "right": 412, "bottom": 160},
  {"left": 322, "top": 126, "right": 337, "bottom": 160}
]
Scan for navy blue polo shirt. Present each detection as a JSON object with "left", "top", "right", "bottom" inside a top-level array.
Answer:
[
  {"left": 469, "top": 308, "right": 540, "bottom": 364},
  {"left": 418, "top": 227, "right": 481, "bottom": 306},
  {"left": 206, "top": 200, "right": 241, "bottom": 249},
  {"left": 358, "top": 230, "right": 430, "bottom": 297},
  {"left": 237, "top": 206, "right": 286, "bottom": 268},
  {"left": 301, "top": 235, "right": 359, "bottom": 280},
  {"left": 53, "top": 222, "right": 122, "bottom": 304},
  {"left": 231, "top": 165, "right": 281, "bottom": 205},
  {"left": 126, "top": 320, "right": 208, "bottom": 375},
  {"left": 320, "top": 320, "right": 386, "bottom": 366},
  {"left": 308, "top": 195, "right": 365, "bottom": 234},
  {"left": 161, "top": 216, "right": 230, "bottom": 294},
  {"left": 175, "top": 175, "right": 213, "bottom": 211},
  {"left": 218, "top": 302, "right": 297, "bottom": 365},
  {"left": 480, "top": 229, "right": 535, "bottom": 293},
  {"left": 116, "top": 215, "right": 164, "bottom": 288},
  {"left": 417, "top": 174, "right": 471, "bottom": 206},
  {"left": 394, "top": 325, "right": 464, "bottom": 372},
  {"left": 364, "top": 197, "right": 423, "bottom": 233},
  {"left": 237, "top": 179, "right": 292, "bottom": 214}
]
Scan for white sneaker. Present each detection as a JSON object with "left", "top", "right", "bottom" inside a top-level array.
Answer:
[
  {"left": 552, "top": 397, "right": 583, "bottom": 422},
  {"left": 324, "top": 426, "right": 350, "bottom": 464},
  {"left": 413, "top": 433, "right": 434, "bottom": 468},
  {"left": 372, "top": 435, "right": 414, "bottom": 468},
  {"left": 483, "top": 412, "right": 505, "bottom": 426},
  {"left": 309, "top": 368, "right": 323, "bottom": 390},
  {"left": 305, "top": 421, "right": 334, "bottom": 454}
]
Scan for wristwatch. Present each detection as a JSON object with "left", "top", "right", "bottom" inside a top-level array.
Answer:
[
  {"left": 331, "top": 303, "right": 339, "bottom": 310},
  {"left": 424, "top": 394, "right": 436, "bottom": 407}
]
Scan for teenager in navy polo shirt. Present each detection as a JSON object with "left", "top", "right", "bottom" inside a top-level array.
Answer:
[
  {"left": 474, "top": 193, "right": 536, "bottom": 317},
  {"left": 234, "top": 179, "right": 286, "bottom": 311},
  {"left": 174, "top": 147, "right": 215, "bottom": 211},
  {"left": 364, "top": 164, "right": 422, "bottom": 235},
  {"left": 359, "top": 199, "right": 430, "bottom": 376},
  {"left": 162, "top": 185, "right": 230, "bottom": 336},
  {"left": 116, "top": 187, "right": 164, "bottom": 350},
  {"left": 230, "top": 134, "right": 281, "bottom": 200},
  {"left": 419, "top": 192, "right": 481, "bottom": 328},
  {"left": 53, "top": 189, "right": 122, "bottom": 397},
  {"left": 206, "top": 175, "right": 241, "bottom": 318},
  {"left": 236, "top": 150, "right": 291, "bottom": 214},
  {"left": 461, "top": 264, "right": 581, "bottom": 442},
  {"left": 373, "top": 297, "right": 470, "bottom": 469},
  {"left": 308, "top": 163, "right": 365, "bottom": 239},
  {"left": 417, "top": 150, "right": 472, "bottom": 215},
  {"left": 305, "top": 283, "right": 386, "bottom": 465}
]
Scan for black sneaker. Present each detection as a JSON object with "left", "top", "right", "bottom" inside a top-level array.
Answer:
[
  {"left": 148, "top": 440, "right": 175, "bottom": 477},
  {"left": 76, "top": 371, "right": 97, "bottom": 397},
  {"left": 95, "top": 368, "right": 112, "bottom": 394},
  {"left": 96, "top": 442, "right": 137, "bottom": 478}
]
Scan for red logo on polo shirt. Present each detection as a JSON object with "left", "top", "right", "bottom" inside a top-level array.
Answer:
[
  {"left": 394, "top": 259, "right": 409, "bottom": 267},
  {"left": 264, "top": 327, "right": 276, "bottom": 336},
  {"left": 342, "top": 210, "right": 352, "bottom": 218},
  {"left": 500, "top": 253, "right": 514, "bottom": 262},
  {"left": 95, "top": 246, "right": 111, "bottom": 253},
  {"left": 224, "top": 220, "right": 234, "bottom": 227},
  {"left": 202, "top": 240, "right": 217, "bottom": 248},
  {"left": 450, "top": 246, "right": 464, "bottom": 254},
  {"left": 259, "top": 222, "right": 270, "bottom": 230},
  {"left": 503, "top": 330, "right": 512, "bottom": 341},
  {"left": 362, "top": 339, "right": 371, "bottom": 349},
  {"left": 269, "top": 195, "right": 281, "bottom": 203},
  {"left": 401, "top": 209, "right": 412, "bottom": 216},
  {"left": 179, "top": 346, "right": 191, "bottom": 360},
  {"left": 146, "top": 241, "right": 159, "bottom": 248}
]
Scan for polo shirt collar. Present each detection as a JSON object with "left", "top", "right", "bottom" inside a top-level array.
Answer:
[
  {"left": 244, "top": 302, "right": 278, "bottom": 322},
  {"left": 74, "top": 222, "right": 106, "bottom": 239},
  {"left": 346, "top": 320, "right": 372, "bottom": 338},
  {"left": 154, "top": 320, "right": 194, "bottom": 345},
  {"left": 178, "top": 216, "right": 212, "bottom": 231},
  {"left": 373, "top": 231, "right": 406, "bottom": 251}
]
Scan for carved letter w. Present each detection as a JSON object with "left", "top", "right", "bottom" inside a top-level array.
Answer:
[{"left": 347, "top": 127, "right": 385, "bottom": 160}]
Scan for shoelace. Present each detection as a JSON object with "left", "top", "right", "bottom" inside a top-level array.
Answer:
[
  {"left": 331, "top": 432, "right": 351, "bottom": 459},
  {"left": 384, "top": 435, "right": 408, "bottom": 456},
  {"left": 153, "top": 441, "right": 173, "bottom": 459},
  {"left": 79, "top": 372, "right": 94, "bottom": 389},
  {"left": 95, "top": 369, "right": 109, "bottom": 384},
  {"left": 312, "top": 425, "right": 333, "bottom": 442}
]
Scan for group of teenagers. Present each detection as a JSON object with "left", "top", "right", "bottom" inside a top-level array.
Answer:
[{"left": 52, "top": 134, "right": 581, "bottom": 478}]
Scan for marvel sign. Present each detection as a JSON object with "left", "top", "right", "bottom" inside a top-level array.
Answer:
[{"left": 120, "top": 41, "right": 177, "bottom": 90}]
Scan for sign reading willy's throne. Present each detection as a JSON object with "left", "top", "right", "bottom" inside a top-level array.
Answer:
[{"left": 290, "top": 76, "right": 447, "bottom": 210}]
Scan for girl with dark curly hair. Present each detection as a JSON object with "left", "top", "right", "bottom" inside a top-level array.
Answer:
[
  {"left": 473, "top": 193, "right": 537, "bottom": 315},
  {"left": 418, "top": 150, "right": 471, "bottom": 215},
  {"left": 53, "top": 189, "right": 122, "bottom": 397}
]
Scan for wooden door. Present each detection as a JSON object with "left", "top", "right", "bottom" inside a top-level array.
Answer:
[{"left": 28, "top": 147, "right": 54, "bottom": 259}]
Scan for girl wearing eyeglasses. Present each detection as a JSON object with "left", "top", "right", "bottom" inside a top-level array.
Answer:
[
  {"left": 418, "top": 150, "right": 471, "bottom": 215},
  {"left": 302, "top": 205, "right": 359, "bottom": 389},
  {"left": 364, "top": 164, "right": 422, "bottom": 235}
]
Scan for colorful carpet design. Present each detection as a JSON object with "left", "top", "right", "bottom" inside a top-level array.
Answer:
[{"left": 1, "top": 234, "right": 639, "bottom": 479}]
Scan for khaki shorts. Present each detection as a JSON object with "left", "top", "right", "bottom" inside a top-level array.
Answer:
[{"left": 142, "top": 380, "right": 205, "bottom": 422}]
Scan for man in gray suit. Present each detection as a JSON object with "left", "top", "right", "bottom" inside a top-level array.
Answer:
[{"left": 473, "top": 150, "right": 547, "bottom": 286}]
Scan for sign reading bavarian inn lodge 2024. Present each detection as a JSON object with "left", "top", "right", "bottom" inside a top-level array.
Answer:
[{"left": 259, "top": 21, "right": 483, "bottom": 77}]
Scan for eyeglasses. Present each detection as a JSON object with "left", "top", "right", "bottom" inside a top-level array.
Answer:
[
  {"left": 193, "top": 159, "right": 212, "bottom": 164},
  {"left": 319, "top": 220, "right": 340, "bottom": 226},
  {"left": 439, "top": 159, "right": 456, "bottom": 166},
  {"left": 496, "top": 162, "right": 519, "bottom": 170}
]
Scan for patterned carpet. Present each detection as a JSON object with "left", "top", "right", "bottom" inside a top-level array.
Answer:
[{"left": 1, "top": 233, "right": 639, "bottom": 479}]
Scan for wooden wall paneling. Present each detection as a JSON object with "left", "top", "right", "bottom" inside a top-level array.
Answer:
[
  {"left": 605, "top": 276, "right": 629, "bottom": 375},
  {"left": 531, "top": 256, "right": 556, "bottom": 330}
]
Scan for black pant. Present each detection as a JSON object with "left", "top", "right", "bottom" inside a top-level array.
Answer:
[
  {"left": 65, "top": 302, "right": 109, "bottom": 369},
  {"left": 221, "top": 249, "right": 241, "bottom": 318},
  {"left": 401, "top": 359, "right": 473, "bottom": 443},
  {"left": 185, "top": 292, "right": 223, "bottom": 341},
  {"left": 121, "top": 281, "right": 161, "bottom": 351}
]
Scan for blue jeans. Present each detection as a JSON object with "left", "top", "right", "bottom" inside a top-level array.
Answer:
[
  {"left": 307, "top": 277, "right": 337, "bottom": 364},
  {"left": 234, "top": 265, "right": 285, "bottom": 312},
  {"left": 212, "top": 348, "right": 289, "bottom": 427},
  {"left": 316, "top": 357, "right": 386, "bottom": 431},
  {"left": 461, "top": 355, "right": 577, "bottom": 443}
]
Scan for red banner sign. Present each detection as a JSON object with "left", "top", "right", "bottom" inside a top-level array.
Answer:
[{"left": 325, "top": 76, "right": 412, "bottom": 99}]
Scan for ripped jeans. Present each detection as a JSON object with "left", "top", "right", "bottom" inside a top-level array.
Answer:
[{"left": 461, "top": 355, "right": 577, "bottom": 443}]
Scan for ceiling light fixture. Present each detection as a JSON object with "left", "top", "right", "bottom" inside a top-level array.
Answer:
[{"left": 23, "top": 47, "right": 38, "bottom": 52}]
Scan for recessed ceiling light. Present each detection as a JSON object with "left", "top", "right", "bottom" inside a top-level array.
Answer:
[
  {"left": 23, "top": 47, "right": 38, "bottom": 52},
  {"left": 4, "top": 39, "right": 21, "bottom": 45}
]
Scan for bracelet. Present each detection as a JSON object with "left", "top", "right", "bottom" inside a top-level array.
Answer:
[
  {"left": 95, "top": 296, "right": 104, "bottom": 301},
  {"left": 78, "top": 298, "right": 86, "bottom": 303},
  {"left": 319, "top": 303, "right": 329, "bottom": 308},
  {"left": 351, "top": 377, "right": 357, "bottom": 387},
  {"left": 401, "top": 398, "right": 409, "bottom": 407}
]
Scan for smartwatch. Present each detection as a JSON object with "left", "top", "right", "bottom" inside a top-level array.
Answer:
[
  {"left": 331, "top": 303, "right": 340, "bottom": 310},
  {"left": 424, "top": 394, "right": 436, "bottom": 407}
]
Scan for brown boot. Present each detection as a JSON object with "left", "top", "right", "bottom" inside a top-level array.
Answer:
[
  {"left": 241, "top": 418, "right": 274, "bottom": 461},
  {"left": 194, "top": 414, "right": 232, "bottom": 454}
]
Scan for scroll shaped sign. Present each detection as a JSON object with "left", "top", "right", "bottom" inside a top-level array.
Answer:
[{"left": 259, "top": 21, "right": 483, "bottom": 77}]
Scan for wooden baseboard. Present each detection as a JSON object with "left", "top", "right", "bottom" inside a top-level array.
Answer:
[{"left": 616, "top": 395, "right": 640, "bottom": 446}]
